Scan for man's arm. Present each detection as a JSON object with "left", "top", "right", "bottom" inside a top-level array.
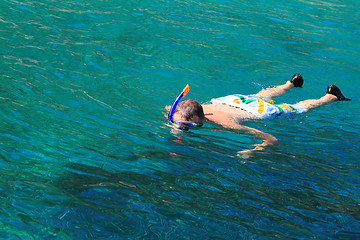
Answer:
[
  {"left": 166, "top": 104, "right": 277, "bottom": 157},
  {"left": 216, "top": 118, "right": 277, "bottom": 157}
]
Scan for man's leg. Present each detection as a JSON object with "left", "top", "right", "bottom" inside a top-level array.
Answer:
[
  {"left": 295, "top": 94, "right": 337, "bottom": 110},
  {"left": 256, "top": 73, "right": 303, "bottom": 99},
  {"left": 256, "top": 81, "right": 293, "bottom": 99},
  {"left": 295, "top": 84, "right": 350, "bottom": 109}
]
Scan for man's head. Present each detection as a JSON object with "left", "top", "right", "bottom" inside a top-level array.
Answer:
[{"left": 175, "top": 99, "right": 205, "bottom": 126}]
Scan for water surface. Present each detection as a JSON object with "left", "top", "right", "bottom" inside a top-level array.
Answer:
[{"left": 1, "top": 0, "right": 360, "bottom": 239}]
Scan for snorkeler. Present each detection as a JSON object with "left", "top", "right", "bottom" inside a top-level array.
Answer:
[{"left": 166, "top": 73, "right": 351, "bottom": 157}]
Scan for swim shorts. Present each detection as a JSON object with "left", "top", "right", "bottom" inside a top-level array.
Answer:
[{"left": 210, "top": 94, "right": 307, "bottom": 119}]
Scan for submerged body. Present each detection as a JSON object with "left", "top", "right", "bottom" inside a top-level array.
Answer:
[{"left": 167, "top": 73, "right": 350, "bottom": 156}]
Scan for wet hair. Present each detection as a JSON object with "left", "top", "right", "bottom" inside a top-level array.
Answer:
[{"left": 176, "top": 99, "right": 205, "bottom": 121}]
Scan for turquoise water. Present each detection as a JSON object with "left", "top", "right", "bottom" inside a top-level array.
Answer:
[{"left": 1, "top": 0, "right": 360, "bottom": 238}]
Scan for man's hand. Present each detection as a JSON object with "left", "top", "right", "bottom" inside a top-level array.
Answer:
[
  {"left": 237, "top": 142, "right": 272, "bottom": 159},
  {"left": 217, "top": 118, "right": 277, "bottom": 158}
]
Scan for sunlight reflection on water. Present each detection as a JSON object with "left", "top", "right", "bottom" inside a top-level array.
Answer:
[{"left": 1, "top": 0, "right": 360, "bottom": 238}]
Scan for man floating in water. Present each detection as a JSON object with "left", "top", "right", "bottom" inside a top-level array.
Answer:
[{"left": 166, "top": 73, "right": 351, "bottom": 157}]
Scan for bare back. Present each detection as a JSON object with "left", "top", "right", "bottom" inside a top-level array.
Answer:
[{"left": 202, "top": 103, "right": 257, "bottom": 125}]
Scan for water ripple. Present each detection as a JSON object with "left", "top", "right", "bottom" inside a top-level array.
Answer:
[{"left": 1, "top": 0, "right": 360, "bottom": 238}]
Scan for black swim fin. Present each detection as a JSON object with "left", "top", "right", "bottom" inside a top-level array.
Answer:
[
  {"left": 326, "top": 84, "right": 351, "bottom": 101},
  {"left": 290, "top": 73, "right": 304, "bottom": 87}
]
